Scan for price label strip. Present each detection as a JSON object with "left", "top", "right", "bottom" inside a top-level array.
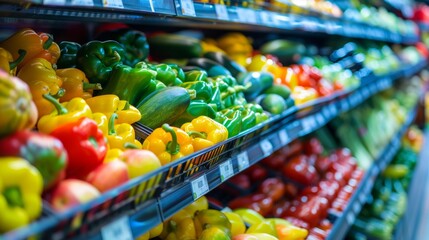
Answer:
[
  {"left": 215, "top": 4, "right": 229, "bottom": 20},
  {"left": 71, "top": 0, "right": 94, "bottom": 6},
  {"left": 43, "top": 0, "right": 66, "bottom": 5},
  {"left": 236, "top": 8, "right": 257, "bottom": 24},
  {"left": 191, "top": 174, "right": 209, "bottom": 200},
  {"left": 237, "top": 151, "right": 249, "bottom": 171},
  {"left": 260, "top": 11, "right": 273, "bottom": 25},
  {"left": 103, "top": 0, "right": 124, "bottom": 8},
  {"left": 260, "top": 139, "right": 273, "bottom": 157},
  {"left": 278, "top": 129, "right": 289, "bottom": 145},
  {"left": 101, "top": 216, "right": 133, "bottom": 240},
  {"left": 219, "top": 160, "right": 234, "bottom": 182},
  {"left": 180, "top": 0, "right": 196, "bottom": 17}
]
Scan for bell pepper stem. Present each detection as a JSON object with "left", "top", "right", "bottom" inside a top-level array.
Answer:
[
  {"left": 9, "top": 49, "right": 26, "bottom": 70},
  {"left": 124, "top": 142, "right": 140, "bottom": 149},
  {"left": 162, "top": 124, "right": 180, "bottom": 155},
  {"left": 108, "top": 113, "right": 118, "bottom": 136},
  {"left": 83, "top": 82, "right": 102, "bottom": 91},
  {"left": 187, "top": 89, "right": 197, "bottom": 100},
  {"left": 104, "top": 51, "right": 122, "bottom": 66},
  {"left": 187, "top": 131, "right": 207, "bottom": 139},
  {"left": 43, "top": 33, "right": 54, "bottom": 50},
  {"left": 43, "top": 94, "right": 68, "bottom": 115},
  {"left": 51, "top": 88, "right": 65, "bottom": 99},
  {"left": 3, "top": 187, "right": 24, "bottom": 208}
]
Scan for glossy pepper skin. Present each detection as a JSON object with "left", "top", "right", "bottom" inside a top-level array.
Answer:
[
  {"left": 0, "top": 70, "right": 37, "bottom": 138},
  {"left": 37, "top": 94, "right": 92, "bottom": 134},
  {"left": 215, "top": 109, "right": 242, "bottom": 137},
  {"left": 107, "top": 113, "right": 142, "bottom": 150},
  {"left": 100, "top": 64, "right": 156, "bottom": 106},
  {"left": 184, "top": 69, "right": 208, "bottom": 82},
  {"left": 142, "top": 124, "right": 194, "bottom": 166},
  {"left": 56, "top": 68, "right": 102, "bottom": 102},
  {"left": 0, "top": 131, "right": 67, "bottom": 190},
  {"left": 76, "top": 40, "right": 126, "bottom": 86},
  {"left": 0, "top": 48, "right": 26, "bottom": 75},
  {"left": 0, "top": 157, "right": 43, "bottom": 233},
  {"left": 50, "top": 117, "right": 107, "bottom": 179},
  {"left": 181, "top": 116, "right": 228, "bottom": 152},
  {"left": 173, "top": 100, "right": 218, "bottom": 126},
  {"left": 56, "top": 41, "right": 81, "bottom": 68},
  {"left": 85, "top": 94, "right": 141, "bottom": 124},
  {"left": 150, "top": 63, "right": 184, "bottom": 86},
  {"left": 230, "top": 105, "right": 257, "bottom": 131},
  {"left": 17, "top": 58, "right": 64, "bottom": 118},
  {"left": 0, "top": 28, "right": 60, "bottom": 69},
  {"left": 245, "top": 103, "right": 269, "bottom": 125},
  {"left": 181, "top": 81, "right": 213, "bottom": 102},
  {"left": 194, "top": 209, "right": 232, "bottom": 238},
  {"left": 96, "top": 28, "right": 149, "bottom": 66}
]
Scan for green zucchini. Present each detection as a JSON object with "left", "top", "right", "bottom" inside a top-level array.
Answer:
[
  {"left": 137, "top": 87, "right": 191, "bottom": 129},
  {"left": 148, "top": 34, "right": 203, "bottom": 59},
  {"left": 203, "top": 51, "right": 246, "bottom": 77}
]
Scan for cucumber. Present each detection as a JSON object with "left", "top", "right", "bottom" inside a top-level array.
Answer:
[
  {"left": 258, "top": 94, "right": 287, "bottom": 115},
  {"left": 148, "top": 34, "right": 202, "bottom": 59},
  {"left": 203, "top": 51, "right": 246, "bottom": 77},
  {"left": 237, "top": 72, "right": 274, "bottom": 101},
  {"left": 137, "top": 87, "right": 191, "bottom": 129}
]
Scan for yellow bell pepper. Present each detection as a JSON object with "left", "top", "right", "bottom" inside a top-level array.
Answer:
[
  {"left": 0, "top": 157, "right": 43, "bottom": 233},
  {"left": 275, "top": 222, "right": 308, "bottom": 240},
  {"left": 85, "top": 94, "right": 141, "bottom": 124},
  {"left": 0, "top": 48, "right": 26, "bottom": 75},
  {"left": 194, "top": 209, "right": 232, "bottom": 238},
  {"left": 291, "top": 86, "right": 318, "bottom": 105},
  {"left": 56, "top": 68, "right": 102, "bottom": 102},
  {"left": 37, "top": 94, "right": 92, "bottom": 133},
  {"left": 224, "top": 212, "right": 246, "bottom": 237},
  {"left": 92, "top": 112, "right": 108, "bottom": 136},
  {"left": 107, "top": 113, "right": 142, "bottom": 150},
  {"left": 104, "top": 148, "right": 123, "bottom": 163},
  {"left": 181, "top": 116, "right": 228, "bottom": 152},
  {"left": 17, "top": 58, "right": 64, "bottom": 118},
  {"left": 142, "top": 124, "right": 194, "bottom": 166},
  {"left": 246, "top": 220, "right": 278, "bottom": 238}
]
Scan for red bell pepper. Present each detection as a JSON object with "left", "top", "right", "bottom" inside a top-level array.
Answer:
[
  {"left": 282, "top": 155, "right": 319, "bottom": 186},
  {"left": 0, "top": 130, "right": 67, "bottom": 190},
  {"left": 258, "top": 178, "right": 286, "bottom": 202},
  {"left": 303, "top": 138, "right": 324, "bottom": 155},
  {"left": 50, "top": 117, "right": 107, "bottom": 179}
]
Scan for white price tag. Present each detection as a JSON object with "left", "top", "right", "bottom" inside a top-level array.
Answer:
[
  {"left": 71, "top": 0, "right": 94, "bottom": 6},
  {"left": 191, "top": 175, "right": 209, "bottom": 200},
  {"left": 316, "top": 113, "right": 324, "bottom": 125},
  {"left": 103, "top": 0, "right": 124, "bottom": 8},
  {"left": 43, "top": 0, "right": 66, "bottom": 5},
  {"left": 322, "top": 107, "right": 330, "bottom": 118},
  {"left": 260, "top": 11, "right": 273, "bottom": 25},
  {"left": 237, "top": 8, "right": 257, "bottom": 24},
  {"left": 353, "top": 202, "right": 360, "bottom": 214},
  {"left": 359, "top": 193, "right": 365, "bottom": 203},
  {"left": 180, "top": 0, "right": 196, "bottom": 17},
  {"left": 346, "top": 212, "right": 355, "bottom": 224},
  {"left": 329, "top": 104, "right": 337, "bottom": 115},
  {"left": 237, "top": 151, "right": 249, "bottom": 171},
  {"left": 101, "top": 216, "right": 133, "bottom": 240},
  {"left": 219, "top": 160, "right": 234, "bottom": 182},
  {"left": 260, "top": 139, "right": 273, "bottom": 156},
  {"left": 215, "top": 4, "right": 229, "bottom": 20},
  {"left": 279, "top": 129, "right": 289, "bottom": 145}
]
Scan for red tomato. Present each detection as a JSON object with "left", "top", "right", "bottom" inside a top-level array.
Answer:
[
  {"left": 244, "top": 164, "right": 268, "bottom": 183},
  {"left": 319, "top": 219, "right": 333, "bottom": 232},
  {"left": 282, "top": 155, "right": 320, "bottom": 186},
  {"left": 284, "top": 182, "right": 299, "bottom": 199},
  {"left": 258, "top": 178, "right": 286, "bottom": 202},
  {"left": 228, "top": 174, "right": 251, "bottom": 190},
  {"left": 261, "top": 153, "right": 286, "bottom": 169}
]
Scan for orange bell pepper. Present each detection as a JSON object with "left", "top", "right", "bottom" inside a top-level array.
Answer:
[{"left": 0, "top": 28, "right": 60, "bottom": 69}]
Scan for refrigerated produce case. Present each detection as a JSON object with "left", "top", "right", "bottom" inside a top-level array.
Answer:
[{"left": 0, "top": 0, "right": 428, "bottom": 240}]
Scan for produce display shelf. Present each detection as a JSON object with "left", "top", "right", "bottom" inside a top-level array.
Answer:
[
  {"left": 418, "top": 22, "right": 429, "bottom": 32},
  {"left": 393, "top": 130, "right": 429, "bottom": 240},
  {"left": 87, "top": 60, "right": 426, "bottom": 240},
  {"left": 0, "top": 0, "right": 419, "bottom": 44},
  {"left": 1, "top": 58, "right": 426, "bottom": 240},
  {"left": 326, "top": 103, "right": 419, "bottom": 240}
]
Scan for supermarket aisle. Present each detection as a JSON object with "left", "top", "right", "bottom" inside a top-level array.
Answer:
[{"left": 406, "top": 130, "right": 429, "bottom": 240}]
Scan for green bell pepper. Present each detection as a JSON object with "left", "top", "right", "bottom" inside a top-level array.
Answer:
[
  {"left": 76, "top": 40, "right": 126, "bottom": 86},
  {"left": 149, "top": 63, "right": 183, "bottom": 86},
  {"left": 96, "top": 28, "right": 149, "bottom": 67},
  {"left": 57, "top": 41, "right": 81, "bottom": 68},
  {"left": 169, "top": 63, "right": 186, "bottom": 82},
  {"left": 245, "top": 103, "right": 269, "bottom": 124},
  {"left": 229, "top": 105, "right": 256, "bottom": 131},
  {"left": 181, "top": 81, "right": 213, "bottom": 102},
  {"left": 184, "top": 70, "right": 208, "bottom": 82},
  {"left": 173, "top": 100, "right": 218, "bottom": 126},
  {"left": 100, "top": 64, "right": 156, "bottom": 106},
  {"left": 215, "top": 109, "right": 242, "bottom": 137}
]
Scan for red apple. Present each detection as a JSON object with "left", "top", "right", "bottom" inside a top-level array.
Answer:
[
  {"left": 50, "top": 179, "right": 100, "bottom": 211},
  {"left": 86, "top": 160, "right": 129, "bottom": 192}
]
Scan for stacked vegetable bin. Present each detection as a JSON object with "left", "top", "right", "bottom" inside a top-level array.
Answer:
[{"left": 0, "top": 0, "right": 427, "bottom": 239}]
